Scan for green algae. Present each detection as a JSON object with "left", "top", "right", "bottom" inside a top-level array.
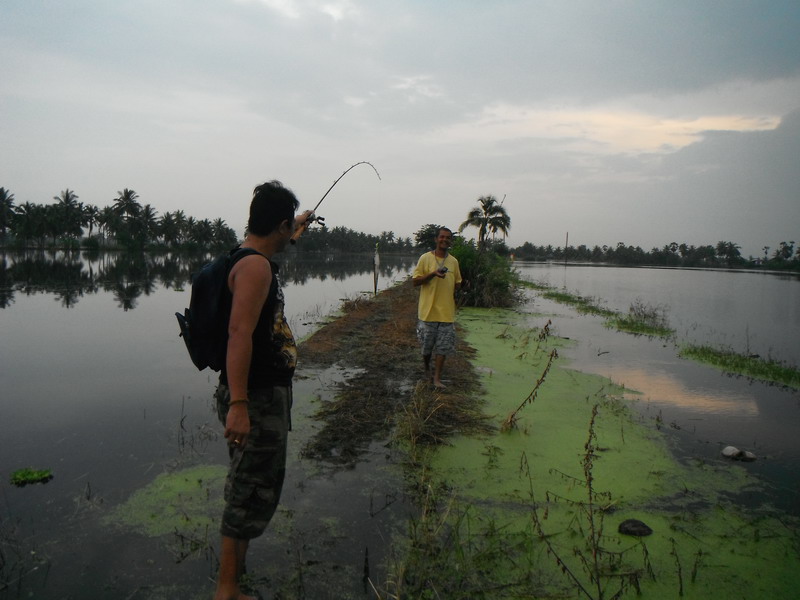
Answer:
[
  {"left": 390, "top": 307, "right": 800, "bottom": 599},
  {"left": 104, "top": 464, "right": 226, "bottom": 538},
  {"left": 10, "top": 467, "right": 53, "bottom": 487}
]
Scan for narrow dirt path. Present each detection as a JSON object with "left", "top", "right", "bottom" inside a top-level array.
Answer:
[{"left": 297, "top": 279, "right": 481, "bottom": 464}]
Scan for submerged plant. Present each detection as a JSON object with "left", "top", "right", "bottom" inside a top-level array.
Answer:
[
  {"left": 609, "top": 299, "right": 674, "bottom": 338},
  {"left": 10, "top": 468, "right": 53, "bottom": 487}
]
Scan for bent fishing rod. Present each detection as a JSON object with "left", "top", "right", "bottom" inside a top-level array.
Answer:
[{"left": 290, "top": 161, "right": 382, "bottom": 244}]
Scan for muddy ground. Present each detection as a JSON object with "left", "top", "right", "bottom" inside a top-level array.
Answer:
[{"left": 298, "top": 280, "right": 485, "bottom": 465}]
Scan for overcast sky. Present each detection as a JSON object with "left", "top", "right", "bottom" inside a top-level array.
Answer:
[{"left": 2, "top": 0, "right": 798, "bottom": 257}]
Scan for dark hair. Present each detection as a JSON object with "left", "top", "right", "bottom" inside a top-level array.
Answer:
[
  {"left": 248, "top": 181, "right": 300, "bottom": 236},
  {"left": 437, "top": 227, "right": 453, "bottom": 237}
]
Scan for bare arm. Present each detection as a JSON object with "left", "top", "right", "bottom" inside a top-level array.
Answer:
[{"left": 223, "top": 254, "right": 271, "bottom": 445}]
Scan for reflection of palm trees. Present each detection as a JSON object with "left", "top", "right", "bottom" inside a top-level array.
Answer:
[
  {"left": 56, "top": 287, "right": 83, "bottom": 308},
  {"left": 0, "top": 250, "right": 416, "bottom": 312},
  {"left": 112, "top": 284, "right": 142, "bottom": 311}
]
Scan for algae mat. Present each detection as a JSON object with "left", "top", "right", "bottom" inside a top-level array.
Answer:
[
  {"left": 417, "top": 307, "right": 800, "bottom": 599},
  {"left": 105, "top": 464, "right": 226, "bottom": 538}
]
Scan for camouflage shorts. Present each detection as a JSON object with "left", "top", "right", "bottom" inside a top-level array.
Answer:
[
  {"left": 416, "top": 320, "right": 456, "bottom": 356},
  {"left": 215, "top": 384, "right": 292, "bottom": 540}
]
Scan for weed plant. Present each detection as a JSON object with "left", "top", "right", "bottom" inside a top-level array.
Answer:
[
  {"left": 527, "top": 406, "right": 648, "bottom": 600},
  {"left": 680, "top": 345, "right": 800, "bottom": 388},
  {"left": 609, "top": 299, "right": 674, "bottom": 338}
]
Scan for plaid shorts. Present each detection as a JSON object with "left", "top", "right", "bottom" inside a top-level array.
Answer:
[
  {"left": 215, "top": 384, "right": 292, "bottom": 540},
  {"left": 416, "top": 320, "right": 456, "bottom": 356}
]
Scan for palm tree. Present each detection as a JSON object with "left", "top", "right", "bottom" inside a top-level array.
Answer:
[
  {"left": 113, "top": 189, "right": 141, "bottom": 221},
  {"left": 82, "top": 204, "right": 99, "bottom": 237},
  {"left": 211, "top": 218, "right": 238, "bottom": 247},
  {"left": 139, "top": 204, "right": 159, "bottom": 244},
  {"left": 159, "top": 211, "right": 181, "bottom": 247},
  {"left": 112, "top": 189, "right": 144, "bottom": 247},
  {"left": 0, "top": 187, "right": 15, "bottom": 244},
  {"left": 55, "top": 189, "right": 83, "bottom": 239},
  {"left": 458, "top": 195, "right": 511, "bottom": 249},
  {"left": 97, "top": 206, "right": 119, "bottom": 243},
  {"left": 173, "top": 210, "right": 188, "bottom": 244}
]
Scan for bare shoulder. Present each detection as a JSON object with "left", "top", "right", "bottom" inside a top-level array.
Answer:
[{"left": 229, "top": 253, "right": 271, "bottom": 290}]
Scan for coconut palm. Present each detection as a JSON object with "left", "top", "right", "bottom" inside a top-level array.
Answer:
[
  {"left": 54, "top": 189, "right": 83, "bottom": 239},
  {"left": 458, "top": 195, "right": 511, "bottom": 249},
  {"left": 0, "top": 187, "right": 15, "bottom": 243},
  {"left": 82, "top": 204, "right": 99, "bottom": 237},
  {"left": 159, "top": 211, "right": 181, "bottom": 247},
  {"left": 211, "top": 218, "right": 238, "bottom": 247},
  {"left": 139, "top": 204, "right": 159, "bottom": 244},
  {"left": 112, "top": 189, "right": 141, "bottom": 221}
]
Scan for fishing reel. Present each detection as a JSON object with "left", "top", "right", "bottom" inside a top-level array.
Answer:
[{"left": 290, "top": 214, "right": 326, "bottom": 244}]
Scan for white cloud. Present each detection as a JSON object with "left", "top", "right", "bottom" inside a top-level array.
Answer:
[
  {"left": 233, "top": 0, "right": 360, "bottom": 20},
  {"left": 434, "top": 102, "right": 782, "bottom": 155}
]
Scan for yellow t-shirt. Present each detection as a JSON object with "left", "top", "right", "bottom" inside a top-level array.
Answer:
[{"left": 413, "top": 252, "right": 462, "bottom": 322}]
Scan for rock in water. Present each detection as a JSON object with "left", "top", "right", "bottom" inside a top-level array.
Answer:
[
  {"left": 618, "top": 519, "right": 653, "bottom": 537},
  {"left": 721, "top": 446, "right": 741, "bottom": 458},
  {"left": 721, "top": 446, "right": 757, "bottom": 461}
]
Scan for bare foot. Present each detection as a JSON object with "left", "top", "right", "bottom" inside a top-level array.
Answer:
[{"left": 433, "top": 381, "right": 447, "bottom": 389}]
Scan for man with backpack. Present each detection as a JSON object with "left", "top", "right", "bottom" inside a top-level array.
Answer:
[{"left": 213, "top": 180, "right": 312, "bottom": 600}]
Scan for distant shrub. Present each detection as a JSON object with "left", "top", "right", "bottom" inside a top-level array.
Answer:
[{"left": 450, "top": 237, "right": 520, "bottom": 308}]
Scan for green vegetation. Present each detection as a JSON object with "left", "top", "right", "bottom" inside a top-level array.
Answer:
[
  {"left": 10, "top": 467, "right": 53, "bottom": 487},
  {"left": 382, "top": 308, "right": 800, "bottom": 599},
  {"left": 609, "top": 298, "right": 674, "bottom": 338},
  {"left": 523, "top": 280, "right": 675, "bottom": 338},
  {"left": 680, "top": 345, "right": 800, "bottom": 389},
  {"left": 450, "top": 236, "right": 520, "bottom": 308},
  {"left": 540, "top": 288, "right": 616, "bottom": 318}
]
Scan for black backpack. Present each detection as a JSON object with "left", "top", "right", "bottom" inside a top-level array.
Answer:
[{"left": 175, "top": 247, "right": 263, "bottom": 371}]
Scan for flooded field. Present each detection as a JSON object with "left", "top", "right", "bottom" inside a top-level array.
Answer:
[{"left": 1, "top": 252, "right": 798, "bottom": 598}]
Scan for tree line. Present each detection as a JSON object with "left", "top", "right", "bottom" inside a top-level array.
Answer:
[
  {"left": 2, "top": 185, "right": 796, "bottom": 271},
  {"left": 0, "top": 187, "right": 238, "bottom": 251},
  {"left": 509, "top": 239, "right": 800, "bottom": 269}
]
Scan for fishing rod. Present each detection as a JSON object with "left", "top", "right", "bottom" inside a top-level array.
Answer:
[{"left": 291, "top": 160, "right": 382, "bottom": 244}]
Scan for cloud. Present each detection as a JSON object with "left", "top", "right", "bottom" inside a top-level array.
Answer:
[{"left": 234, "top": 0, "right": 361, "bottom": 21}]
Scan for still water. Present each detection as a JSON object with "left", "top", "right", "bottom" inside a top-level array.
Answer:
[
  {"left": 0, "top": 250, "right": 415, "bottom": 599},
  {"left": 515, "top": 262, "right": 800, "bottom": 366},
  {"left": 1, "top": 253, "right": 798, "bottom": 597},
  {"left": 514, "top": 261, "right": 800, "bottom": 516}
]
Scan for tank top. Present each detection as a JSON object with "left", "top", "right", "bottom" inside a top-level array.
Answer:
[{"left": 220, "top": 256, "right": 297, "bottom": 389}]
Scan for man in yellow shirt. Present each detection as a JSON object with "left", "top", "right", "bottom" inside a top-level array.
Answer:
[{"left": 412, "top": 227, "right": 462, "bottom": 388}]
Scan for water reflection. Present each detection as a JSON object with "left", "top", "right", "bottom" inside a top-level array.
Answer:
[
  {"left": 605, "top": 367, "right": 759, "bottom": 416},
  {"left": 0, "top": 250, "right": 416, "bottom": 312}
]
